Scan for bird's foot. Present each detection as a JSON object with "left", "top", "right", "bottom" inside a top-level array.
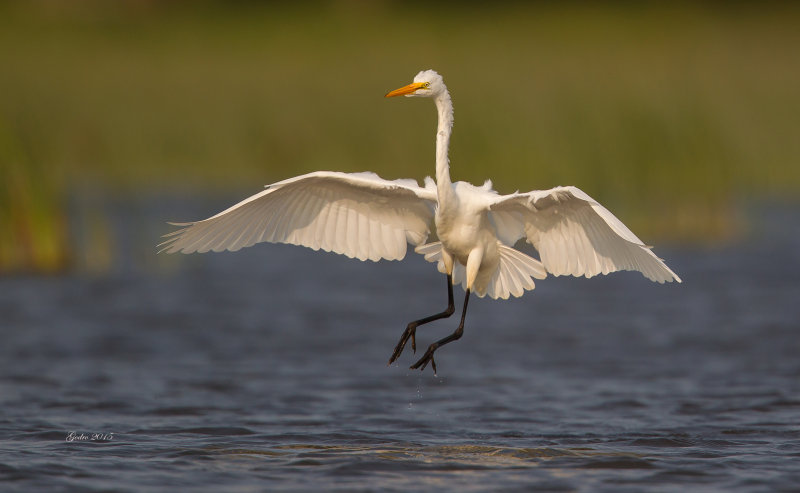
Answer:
[
  {"left": 410, "top": 345, "right": 438, "bottom": 374},
  {"left": 388, "top": 324, "right": 417, "bottom": 365}
]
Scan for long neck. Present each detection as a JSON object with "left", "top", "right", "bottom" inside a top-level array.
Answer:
[{"left": 434, "top": 89, "right": 455, "bottom": 202}]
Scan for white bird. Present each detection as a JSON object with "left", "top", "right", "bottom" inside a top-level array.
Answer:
[{"left": 161, "top": 69, "right": 681, "bottom": 374}]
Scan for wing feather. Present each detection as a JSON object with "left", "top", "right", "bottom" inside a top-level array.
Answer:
[
  {"left": 381, "top": 222, "right": 397, "bottom": 260},
  {"left": 228, "top": 195, "right": 267, "bottom": 251},
  {"left": 160, "top": 171, "right": 437, "bottom": 262},
  {"left": 369, "top": 217, "right": 383, "bottom": 261},
  {"left": 283, "top": 191, "right": 311, "bottom": 247},
  {"left": 273, "top": 187, "right": 302, "bottom": 243},
  {"left": 354, "top": 215, "right": 367, "bottom": 261},
  {"left": 356, "top": 210, "right": 369, "bottom": 261},
  {"left": 328, "top": 200, "right": 344, "bottom": 253},
  {"left": 489, "top": 186, "right": 680, "bottom": 283},
  {"left": 345, "top": 206, "right": 358, "bottom": 259}
]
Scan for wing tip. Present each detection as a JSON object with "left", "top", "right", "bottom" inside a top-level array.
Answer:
[{"left": 158, "top": 222, "right": 196, "bottom": 254}]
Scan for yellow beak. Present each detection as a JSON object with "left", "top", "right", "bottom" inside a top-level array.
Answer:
[{"left": 385, "top": 82, "right": 427, "bottom": 98}]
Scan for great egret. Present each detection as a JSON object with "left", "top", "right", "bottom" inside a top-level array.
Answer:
[{"left": 161, "top": 69, "right": 680, "bottom": 374}]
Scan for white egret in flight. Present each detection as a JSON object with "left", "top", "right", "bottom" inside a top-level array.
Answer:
[{"left": 161, "top": 70, "right": 680, "bottom": 374}]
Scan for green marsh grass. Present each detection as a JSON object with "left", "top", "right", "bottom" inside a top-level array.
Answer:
[{"left": 1, "top": 2, "right": 799, "bottom": 272}]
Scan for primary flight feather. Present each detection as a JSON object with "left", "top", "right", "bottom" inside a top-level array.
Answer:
[{"left": 161, "top": 69, "right": 680, "bottom": 374}]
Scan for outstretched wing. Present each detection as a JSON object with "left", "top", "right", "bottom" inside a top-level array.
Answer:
[
  {"left": 160, "top": 171, "right": 438, "bottom": 262},
  {"left": 489, "top": 186, "right": 681, "bottom": 283}
]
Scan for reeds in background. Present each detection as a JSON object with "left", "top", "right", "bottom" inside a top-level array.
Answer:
[
  {"left": 1, "top": 2, "right": 799, "bottom": 273},
  {"left": 0, "top": 118, "right": 69, "bottom": 272}
]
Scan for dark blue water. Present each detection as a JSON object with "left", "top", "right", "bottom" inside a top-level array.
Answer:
[{"left": 1, "top": 203, "right": 799, "bottom": 492}]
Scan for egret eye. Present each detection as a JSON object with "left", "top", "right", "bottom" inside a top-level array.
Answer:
[{"left": 423, "top": 82, "right": 431, "bottom": 89}]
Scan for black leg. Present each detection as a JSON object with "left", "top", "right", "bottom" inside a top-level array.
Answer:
[
  {"left": 388, "top": 274, "right": 455, "bottom": 365},
  {"left": 411, "top": 289, "right": 471, "bottom": 374}
]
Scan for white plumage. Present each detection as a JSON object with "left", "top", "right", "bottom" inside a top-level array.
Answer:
[
  {"left": 161, "top": 171, "right": 437, "bottom": 261},
  {"left": 161, "top": 69, "right": 680, "bottom": 373}
]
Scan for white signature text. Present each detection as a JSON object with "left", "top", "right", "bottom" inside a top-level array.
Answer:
[{"left": 66, "top": 431, "right": 114, "bottom": 442}]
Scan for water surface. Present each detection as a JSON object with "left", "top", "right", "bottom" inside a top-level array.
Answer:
[{"left": 1, "top": 204, "right": 799, "bottom": 491}]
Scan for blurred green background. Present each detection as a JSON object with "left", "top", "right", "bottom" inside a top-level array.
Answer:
[{"left": 2, "top": 1, "right": 799, "bottom": 273}]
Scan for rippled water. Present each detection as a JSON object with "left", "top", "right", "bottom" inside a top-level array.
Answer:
[{"left": 1, "top": 203, "right": 799, "bottom": 492}]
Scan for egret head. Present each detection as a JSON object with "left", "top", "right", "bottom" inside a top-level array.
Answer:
[{"left": 385, "top": 70, "right": 446, "bottom": 99}]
